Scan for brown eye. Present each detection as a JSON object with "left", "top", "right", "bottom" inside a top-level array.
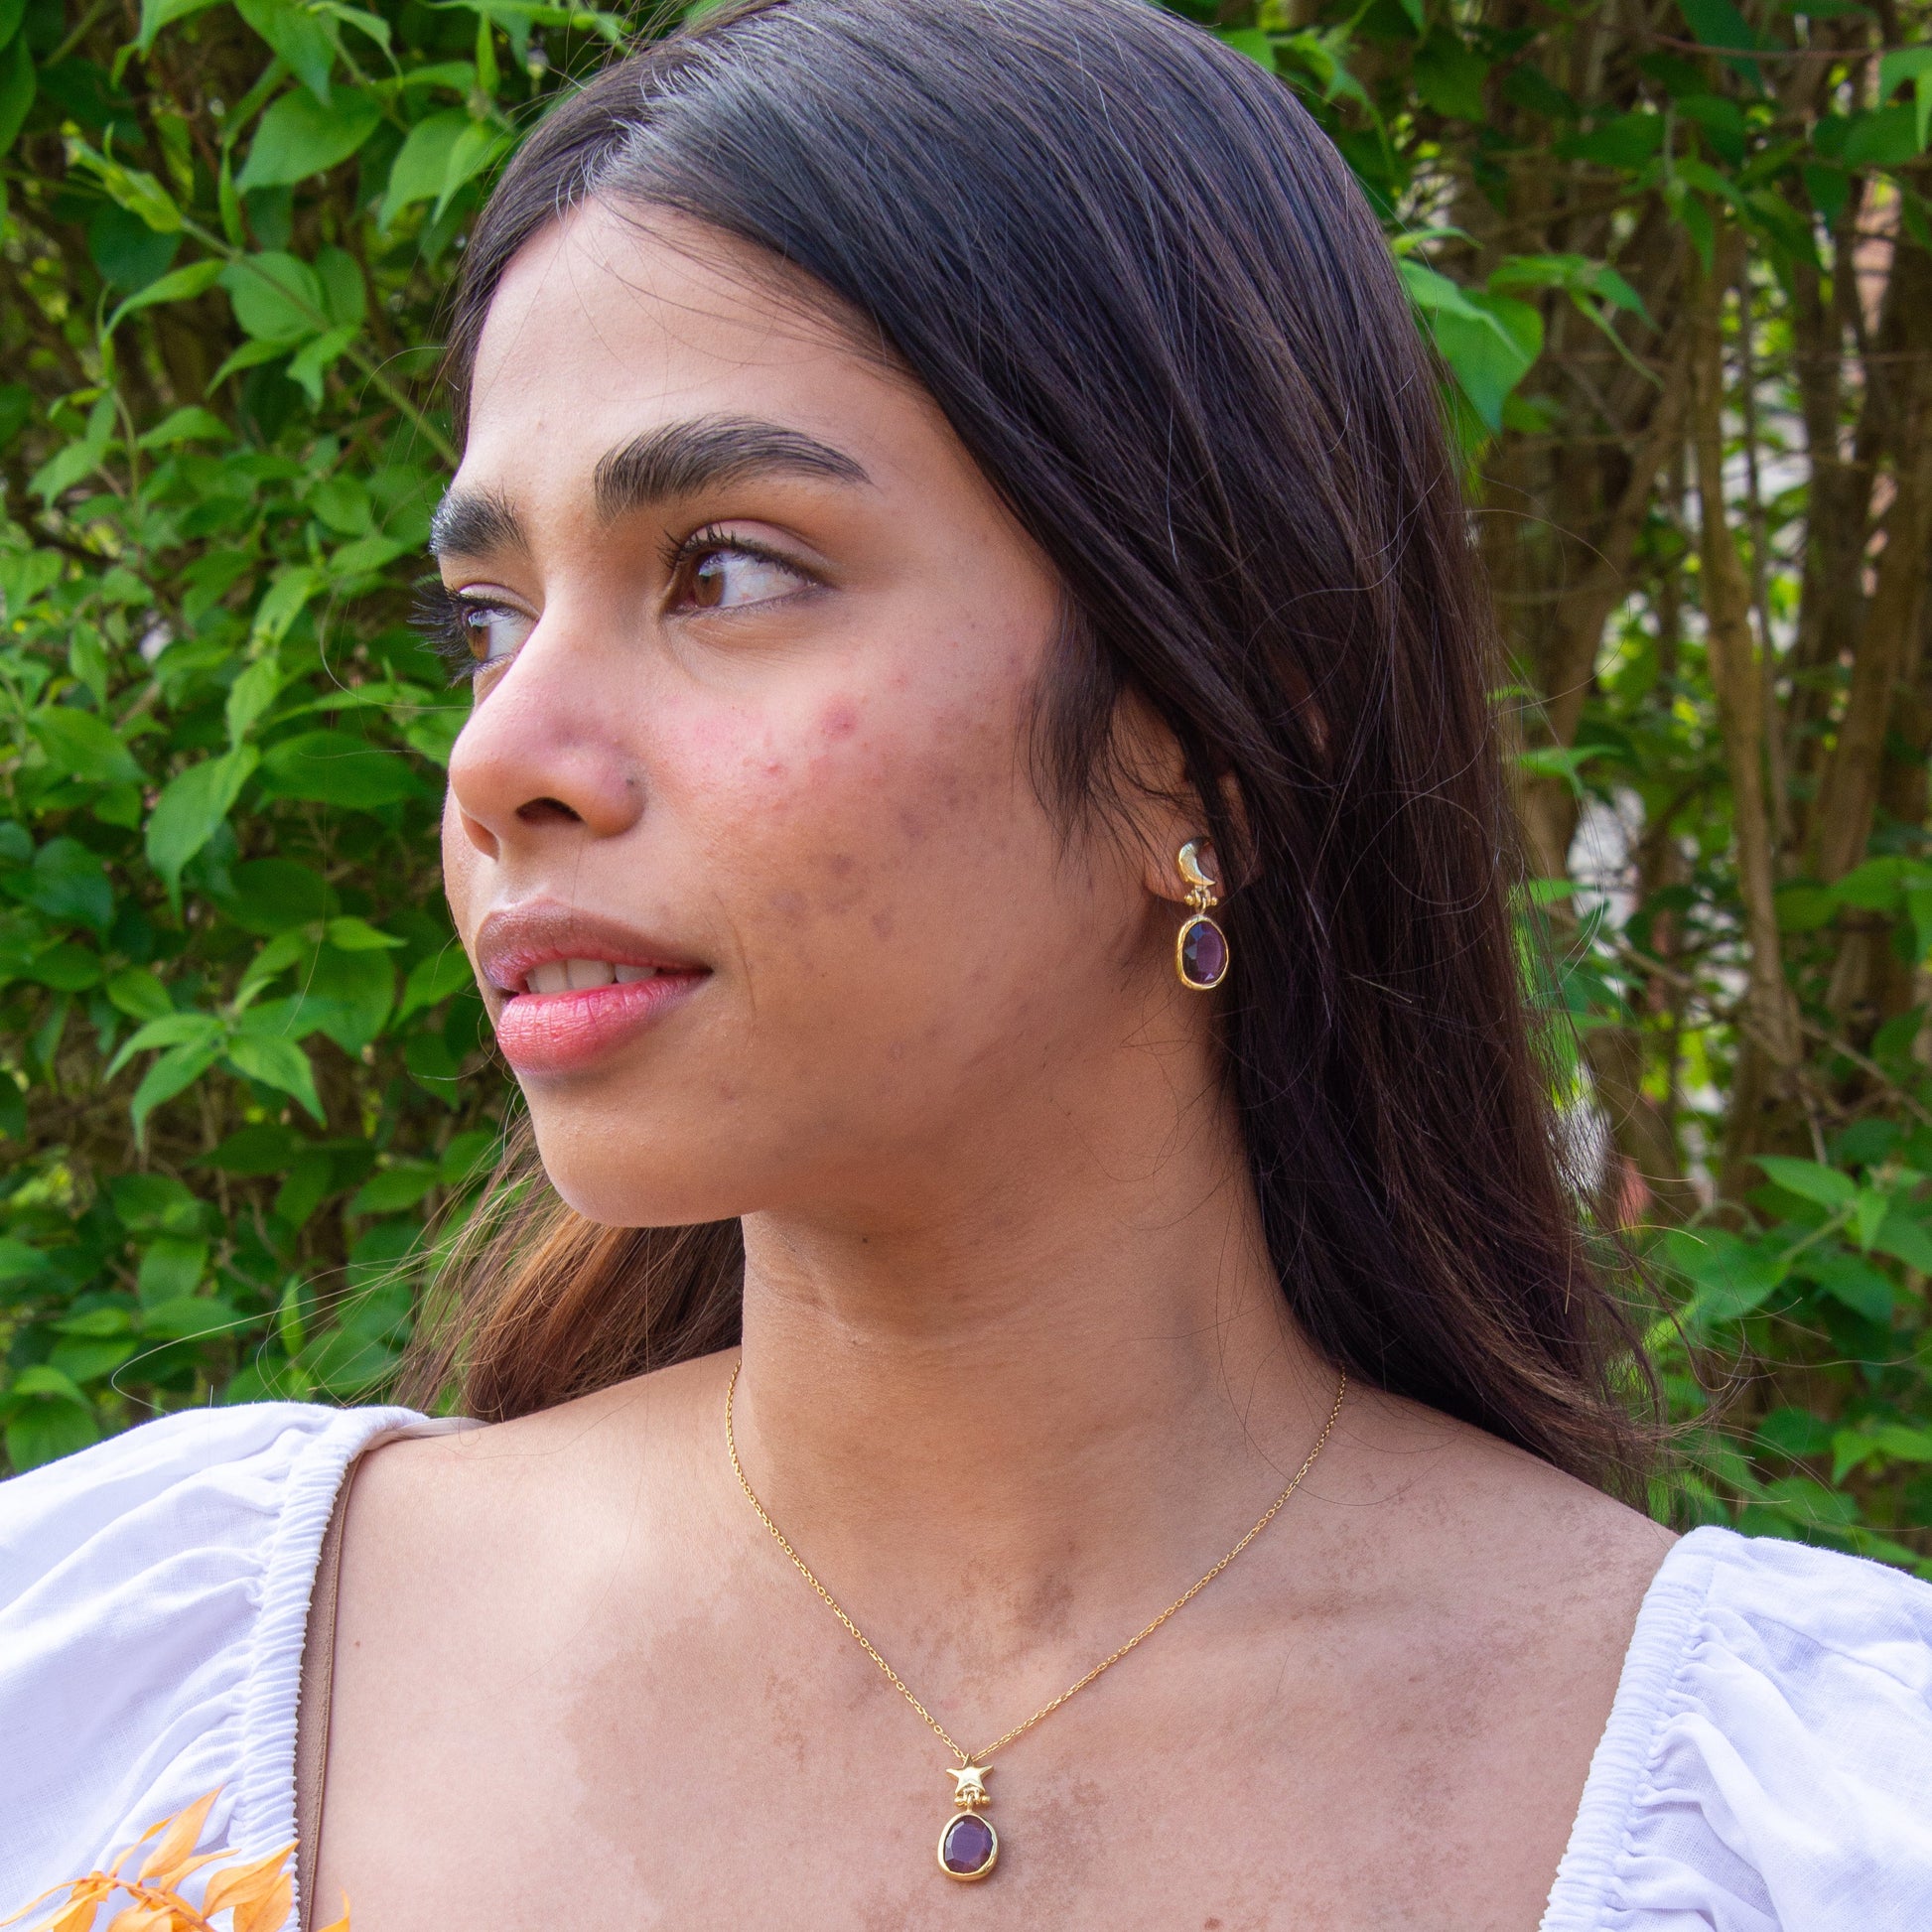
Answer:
[
  {"left": 459, "top": 600, "right": 533, "bottom": 665},
  {"left": 682, "top": 542, "right": 809, "bottom": 612}
]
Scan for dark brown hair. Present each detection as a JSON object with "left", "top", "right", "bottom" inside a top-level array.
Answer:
[{"left": 401, "top": 0, "right": 1653, "bottom": 1487}]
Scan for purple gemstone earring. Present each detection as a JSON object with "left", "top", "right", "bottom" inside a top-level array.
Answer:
[{"left": 1174, "top": 840, "right": 1228, "bottom": 990}]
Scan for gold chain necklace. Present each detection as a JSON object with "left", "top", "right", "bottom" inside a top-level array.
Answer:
[{"left": 724, "top": 1358, "right": 1347, "bottom": 1882}]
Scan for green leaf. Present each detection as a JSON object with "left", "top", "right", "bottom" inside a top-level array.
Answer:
[
  {"left": 326, "top": 914, "right": 404, "bottom": 950},
  {"left": 1677, "top": 0, "right": 1770, "bottom": 82},
  {"left": 138, "top": 405, "right": 231, "bottom": 449},
  {"left": 104, "top": 257, "right": 224, "bottom": 336},
  {"left": 236, "top": 85, "right": 381, "bottom": 192},
  {"left": 9, "top": 1364, "right": 90, "bottom": 1406},
  {"left": 347, "top": 1161, "right": 438, "bottom": 1214},
  {"left": 137, "top": 0, "right": 226, "bottom": 50},
  {"left": 1854, "top": 1185, "right": 1894, "bottom": 1252},
  {"left": 107, "top": 1010, "right": 223, "bottom": 1078},
  {"left": 0, "top": 34, "right": 37, "bottom": 159},
  {"left": 4, "top": 1382, "right": 99, "bottom": 1471},
  {"left": 1878, "top": 47, "right": 1932, "bottom": 153},
  {"left": 1774, "top": 884, "right": 1837, "bottom": 931},
  {"left": 1216, "top": 27, "right": 1274, "bottom": 68},
  {"left": 258, "top": 730, "right": 420, "bottom": 808},
  {"left": 236, "top": 927, "right": 315, "bottom": 1000},
  {"left": 286, "top": 323, "right": 359, "bottom": 402},
  {"left": 1832, "top": 856, "right": 1909, "bottom": 912},
  {"left": 1754, "top": 1406, "right": 1834, "bottom": 1461},
  {"left": 104, "top": 965, "right": 174, "bottom": 1023},
  {"left": 236, "top": 0, "right": 338, "bottom": 102},
  {"left": 0, "top": 383, "right": 31, "bottom": 453},
  {"left": 226, "top": 655, "right": 284, "bottom": 747},
  {"left": 48, "top": 1334, "right": 137, "bottom": 1383},
  {"left": 1869, "top": 1206, "right": 1932, "bottom": 1274},
  {"left": 130, "top": 1037, "right": 224, "bottom": 1142},
  {"left": 1558, "top": 111, "right": 1665, "bottom": 171},
  {"left": 1401, "top": 264, "right": 1543, "bottom": 429},
  {"left": 0, "top": 1237, "right": 52, "bottom": 1283},
  {"left": 250, "top": 565, "right": 324, "bottom": 652},
  {"left": 207, "top": 338, "right": 294, "bottom": 389},
  {"left": 1413, "top": 34, "right": 1488, "bottom": 121},
  {"left": 439, "top": 1128, "right": 497, "bottom": 1185},
  {"left": 136, "top": 1233, "right": 207, "bottom": 1304},
  {"left": 31, "top": 708, "right": 143, "bottom": 786},
  {"left": 379, "top": 109, "right": 470, "bottom": 226},
  {"left": 26, "top": 943, "right": 102, "bottom": 992},
  {"left": 1843, "top": 104, "right": 1924, "bottom": 170},
  {"left": 203, "top": 1122, "right": 303, "bottom": 1173},
  {"left": 221, "top": 858, "right": 334, "bottom": 934},
  {"left": 1797, "top": 1249, "right": 1897, "bottom": 1324},
  {"left": 138, "top": 1294, "right": 236, "bottom": 1339},
  {"left": 65, "top": 142, "right": 183, "bottom": 234},
  {"left": 220, "top": 252, "right": 326, "bottom": 344},
  {"left": 145, "top": 748, "right": 259, "bottom": 898},
  {"left": 398, "top": 945, "right": 475, "bottom": 1019},
  {"left": 21, "top": 838, "right": 114, "bottom": 932},
  {"left": 225, "top": 1032, "right": 325, "bottom": 1119},
  {"left": 314, "top": 245, "right": 367, "bottom": 330},
  {"left": 1659, "top": 1226, "right": 1788, "bottom": 1325},
  {"left": 305, "top": 942, "right": 394, "bottom": 1051},
  {"left": 1752, "top": 1156, "right": 1859, "bottom": 1209}
]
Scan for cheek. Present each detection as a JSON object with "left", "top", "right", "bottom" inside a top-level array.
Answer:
[
  {"left": 663, "top": 672, "right": 1035, "bottom": 953},
  {"left": 440, "top": 790, "right": 483, "bottom": 937}
]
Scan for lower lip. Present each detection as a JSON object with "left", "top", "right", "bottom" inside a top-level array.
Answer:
[{"left": 492, "top": 971, "right": 706, "bottom": 1075}]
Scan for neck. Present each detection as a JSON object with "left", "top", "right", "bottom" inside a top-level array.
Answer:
[{"left": 726, "top": 1047, "right": 1341, "bottom": 1701}]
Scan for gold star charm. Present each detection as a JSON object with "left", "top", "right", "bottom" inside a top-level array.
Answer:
[{"left": 949, "top": 1764, "right": 991, "bottom": 1810}]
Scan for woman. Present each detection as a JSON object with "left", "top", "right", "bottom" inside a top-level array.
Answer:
[{"left": 4, "top": 0, "right": 1929, "bottom": 1925}]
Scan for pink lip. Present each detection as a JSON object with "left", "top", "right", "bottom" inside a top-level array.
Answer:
[
  {"left": 493, "top": 971, "right": 705, "bottom": 1074},
  {"left": 475, "top": 901, "right": 709, "bottom": 1076}
]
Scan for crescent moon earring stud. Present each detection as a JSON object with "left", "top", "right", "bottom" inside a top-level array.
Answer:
[{"left": 1174, "top": 840, "right": 1229, "bottom": 991}]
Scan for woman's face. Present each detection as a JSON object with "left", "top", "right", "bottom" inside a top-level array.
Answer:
[{"left": 441, "top": 203, "right": 1190, "bottom": 1225}]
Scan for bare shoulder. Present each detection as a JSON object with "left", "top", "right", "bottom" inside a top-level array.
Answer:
[
  {"left": 341, "top": 1350, "right": 734, "bottom": 1599},
  {"left": 1320, "top": 1383, "right": 1675, "bottom": 1637}
]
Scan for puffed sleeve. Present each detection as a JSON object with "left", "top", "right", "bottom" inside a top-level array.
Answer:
[
  {"left": 1544, "top": 1523, "right": 1932, "bottom": 1932},
  {"left": 0, "top": 1401, "right": 436, "bottom": 1920}
]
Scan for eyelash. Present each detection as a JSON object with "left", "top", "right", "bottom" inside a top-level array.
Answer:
[
  {"left": 410, "top": 530, "right": 815, "bottom": 685},
  {"left": 410, "top": 578, "right": 496, "bottom": 686},
  {"left": 660, "top": 522, "right": 812, "bottom": 593}
]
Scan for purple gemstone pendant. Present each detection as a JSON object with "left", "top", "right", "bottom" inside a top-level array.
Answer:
[
  {"left": 937, "top": 1763, "right": 998, "bottom": 1880},
  {"left": 1176, "top": 912, "right": 1229, "bottom": 990},
  {"left": 938, "top": 1811, "right": 999, "bottom": 1881}
]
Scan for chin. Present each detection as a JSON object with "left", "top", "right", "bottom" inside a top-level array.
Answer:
[{"left": 525, "top": 1110, "right": 743, "bottom": 1229}]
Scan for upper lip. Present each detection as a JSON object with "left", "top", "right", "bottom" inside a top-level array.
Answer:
[{"left": 473, "top": 901, "right": 707, "bottom": 995}]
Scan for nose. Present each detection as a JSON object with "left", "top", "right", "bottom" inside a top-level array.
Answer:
[{"left": 445, "top": 626, "right": 646, "bottom": 863}]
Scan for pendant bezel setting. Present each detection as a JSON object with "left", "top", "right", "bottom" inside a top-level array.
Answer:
[{"left": 936, "top": 1810, "right": 1000, "bottom": 1881}]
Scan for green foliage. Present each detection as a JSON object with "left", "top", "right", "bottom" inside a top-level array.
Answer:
[
  {"left": 3, "top": 0, "right": 1930, "bottom": 1585},
  {"left": 0, "top": 0, "right": 613, "bottom": 1462}
]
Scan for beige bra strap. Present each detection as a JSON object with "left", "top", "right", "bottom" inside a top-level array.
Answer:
[{"left": 295, "top": 1452, "right": 360, "bottom": 1932}]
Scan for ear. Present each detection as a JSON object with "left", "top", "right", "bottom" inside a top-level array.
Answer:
[{"left": 1110, "top": 692, "right": 1252, "bottom": 905}]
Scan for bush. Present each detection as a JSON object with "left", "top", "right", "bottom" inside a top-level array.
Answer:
[{"left": 4, "top": 0, "right": 1932, "bottom": 1578}]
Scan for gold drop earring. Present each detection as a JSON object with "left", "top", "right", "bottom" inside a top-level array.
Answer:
[{"left": 1174, "top": 840, "right": 1229, "bottom": 990}]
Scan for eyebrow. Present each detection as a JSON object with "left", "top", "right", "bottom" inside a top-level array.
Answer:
[
  {"left": 427, "top": 416, "right": 872, "bottom": 560},
  {"left": 593, "top": 415, "right": 870, "bottom": 522},
  {"left": 428, "top": 485, "right": 525, "bottom": 559}
]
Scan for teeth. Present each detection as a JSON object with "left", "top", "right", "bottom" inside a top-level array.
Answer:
[{"left": 524, "top": 959, "right": 659, "bottom": 994}]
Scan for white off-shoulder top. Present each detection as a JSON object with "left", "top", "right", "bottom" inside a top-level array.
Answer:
[{"left": 2, "top": 1403, "right": 1930, "bottom": 1929}]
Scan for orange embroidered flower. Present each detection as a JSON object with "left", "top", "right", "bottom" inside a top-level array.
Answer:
[{"left": 0, "top": 1791, "right": 347, "bottom": 1932}]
